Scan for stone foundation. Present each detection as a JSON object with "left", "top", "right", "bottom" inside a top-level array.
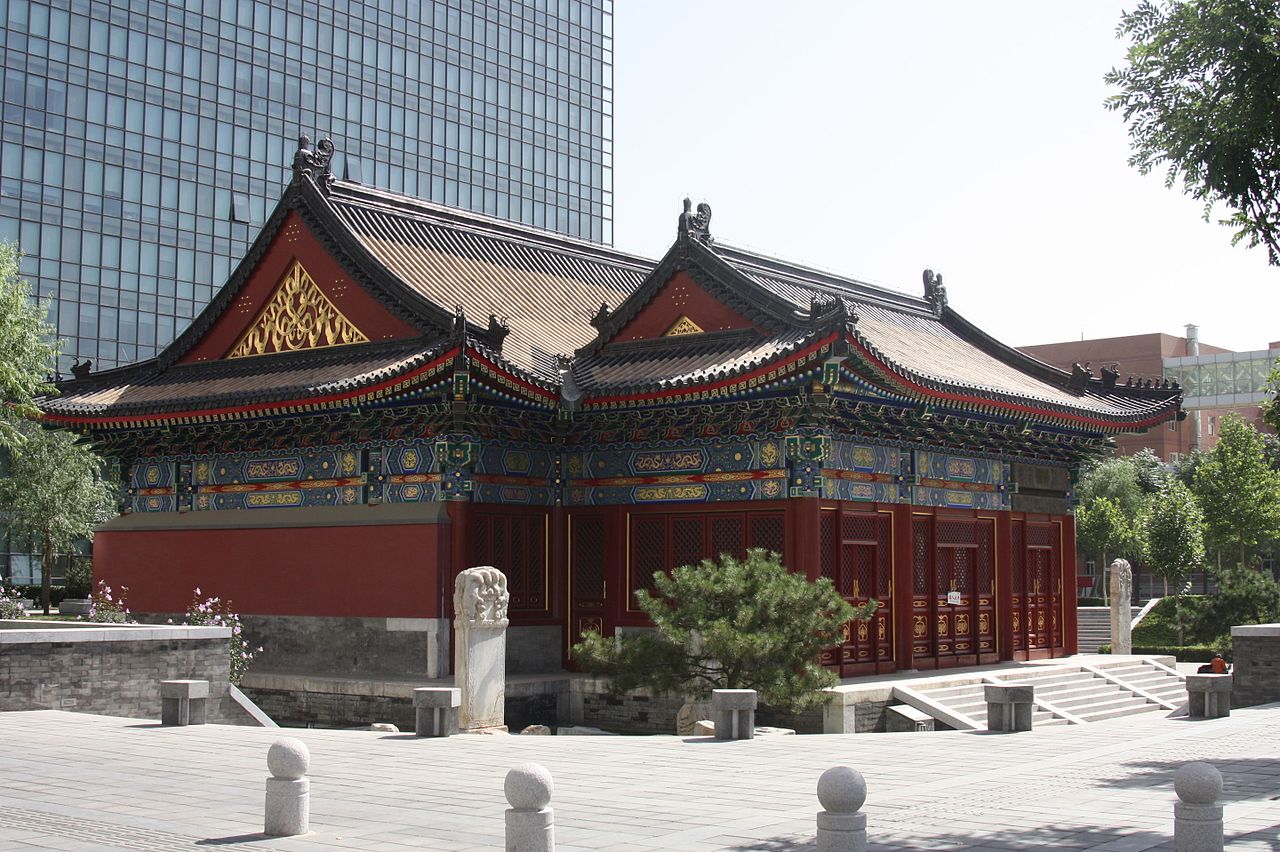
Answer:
[
  {"left": 1231, "top": 623, "right": 1280, "bottom": 708},
  {"left": 0, "top": 620, "right": 251, "bottom": 724}
]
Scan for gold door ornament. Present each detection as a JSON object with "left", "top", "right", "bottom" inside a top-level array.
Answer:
[{"left": 228, "top": 260, "right": 369, "bottom": 357}]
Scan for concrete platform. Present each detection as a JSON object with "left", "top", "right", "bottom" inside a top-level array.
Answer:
[{"left": 1, "top": 698, "right": 1278, "bottom": 849}]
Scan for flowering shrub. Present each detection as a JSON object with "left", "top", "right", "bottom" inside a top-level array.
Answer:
[
  {"left": 0, "top": 586, "right": 27, "bottom": 619},
  {"left": 86, "top": 580, "right": 133, "bottom": 623},
  {"left": 185, "top": 588, "right": 260, "bottom": 685}
]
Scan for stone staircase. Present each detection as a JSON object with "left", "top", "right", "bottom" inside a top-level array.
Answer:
[
  {"left": 1077, "top": 606, "right": 1142, "bottom": 652},
  {"left": 892, "top": 657, "right": 1185, "bottom": 731}
]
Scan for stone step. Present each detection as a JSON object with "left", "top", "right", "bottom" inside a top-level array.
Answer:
[
  {"left": 1077, "top": 702, "right": 1163, "bottom": 723},
  {"left": 1050, "top": 690, "right": 1141, "bottom": 712},
  {"left": 917, "top": 684, "right": 987, "bottom": 702},
  {"left": 1063, "top": 695, "right": 1155, "bottom": 717}
]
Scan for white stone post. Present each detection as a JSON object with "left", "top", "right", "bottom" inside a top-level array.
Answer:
[
  {"left": 454, "top": 566, "right": 510, "bottom": 732},
  {"left": 413, "top": 686, "right": 461, "bottom": 736},
  {"left": 264, "top": 738, "right": 310, "bottom": 837},
  {"left": 984, "top": 682, "right": 1034, "bottom": 732},
  {"left": 815, "top": 765, "right": 867, "bottom": 852},
  {"left": 1109, "top": 558, "right": 1133, "bottom": 655},
  {"left": 711, "top": 689, "right": 757, "bottom": 740},
  {"left": 160, "top": 679, "right": 209, "bottom": 726},
  {"left": 505, "top": 762, "right": 554, "bottom": 852},
  {"left": 1174, "top": 761, "right": 1224, "bottom": 852}
]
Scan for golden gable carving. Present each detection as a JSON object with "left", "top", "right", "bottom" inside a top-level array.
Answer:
[
  {"left": 228, "top": 261, "right": 369, "bottom": 358},
  {"left": 664, "top": 315, "right": 704, "bottom": 336}
]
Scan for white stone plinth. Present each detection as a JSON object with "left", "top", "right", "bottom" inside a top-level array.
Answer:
[
  {"left": 505, "top": 763, "right": 554, "bottom": 852},
  {"left": 816, "top": 765, "right": 867, "bottom": 852},
  {"left": 454, "top": 566, "right": 510, "bottom": 732},
  {"left": 1109, "top": 558, "right": 1132, "bottom": 655},
  {"left": 1174, "top": 761, "right": 1223, "bottom": 852}
]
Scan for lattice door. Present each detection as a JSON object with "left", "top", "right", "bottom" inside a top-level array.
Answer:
[
  {"left": 913, "top": 517, "right": 995, "bottom": 667},
  {"left": 831, "top": 512, "right": 894, "bottom": 676},
  {"left": 569, "top": 513, "right": 608, "bottom": 651},
  {"left": 1025, "top": 523, "right": 1060, "bottom": 652}
]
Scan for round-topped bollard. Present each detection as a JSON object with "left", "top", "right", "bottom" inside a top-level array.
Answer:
[
  {"left": 504, "top": 762, "right": 554, "bottom": 852},
  {"left": 264, "top": 738, "right": 310, "bottom": 836},
  {"left": 816, "top": 765, "right": 868, "bottom": 852},
  {"left": 267, "top": 738, "right": 310, "bottom": 780},
  {"left": 1173, "top": 761, "right": 1224, "bottom": 852}
]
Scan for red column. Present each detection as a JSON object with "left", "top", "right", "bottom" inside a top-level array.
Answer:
[
  {"left": 995, "top": 511, "right": 1014, "bottom": 661},
  {"left": 445, "top": 499, "right": 470, "bottom": 675},
  {"left": 1061, "top": 512, "right": 1079, "bottom": 655},
  {"left": 789, "top": 497, "right": 822, "bottom": 580},
  {"left": 892, "top": 503, "right": 914, "bottom": 672}
]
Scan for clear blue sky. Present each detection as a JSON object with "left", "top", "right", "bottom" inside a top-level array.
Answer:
[{"left": 610, "top": 2, "right": 1276, "bottom": 354}]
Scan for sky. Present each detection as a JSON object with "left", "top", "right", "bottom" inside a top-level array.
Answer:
[{"left": 609, "top": 1, "right": 1277, "bottom": 354}]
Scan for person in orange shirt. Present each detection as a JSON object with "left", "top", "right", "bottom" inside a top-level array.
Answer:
[{"left": 1210, "top": 653, "right": 1228, "bottom": 674}]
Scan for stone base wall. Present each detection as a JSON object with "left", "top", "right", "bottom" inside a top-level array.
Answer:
[
  {"left": 243, "top": 686, "right": 560, "bottom": 732},
  {"left": 240, "top": 615, "right": 450, "bottom": 679},
  {"left": 1230, "top": 624, "right": 1280, "bottom": 708},
  {"left": 578, "top": 689, "right": 687, "bottom": 733},
  {"left": 0, "top": 623, "right": 246, "bottom": 723}
]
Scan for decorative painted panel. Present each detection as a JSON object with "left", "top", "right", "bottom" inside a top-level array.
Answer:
[
  {"left": 473, "top": 446, "right": 557, "bottom": 506},
  {"left": 128, "top": 460, "right": 175, "bottom": 512},
  {"left": 566, "top": 439, "right": 786, "bottom": 506},
  {"left": 912, "top": 451, "right": 1011, "bottom": 510}
]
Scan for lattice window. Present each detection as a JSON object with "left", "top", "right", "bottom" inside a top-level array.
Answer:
[
  {"left": 572, "top": 515, "right": 606, "bottom": 600},
  {"left": 631, "top": 516, "right": 667, "bottom": 597},
  {"left": 510, "top": 519, "right": 529, "bottom": 607},
  {"left": 855, "top": 545, "right": 874, "bottom": 600},
  {"left": 953, "top": 548, "right": 970, "bottom": 592},
  {"left": 936, "top": 520, "right": 974, "bottom": 545},
  {"left": 748, "top": 513, "right": 785, "bottom": 555},
  {"left": 673, "top": 517, "right": 704, "bottom": 571},
  {"left": 474, "top": 512, "right": 544, "bottom": 611},
  {"left": 1027, "top": 524, "right": 1052, "bottom": 548},
  {"left": 820, "top": 512, "right": 837, "bottom": 582},
  {"left": 1011, "top": 521, "right": 1025, "bottom": 595},
  {"left": 711, "top": 515, "right": 745, "bottom": 562},
  {"left": 842, "top": 513, "right": 875, "bottom": 543},
  {"left": 472, "top": 515, "right": 492, "bottom": 567},
  {"left": 936, "top": 545, "right": 950, "bottom": 595},
  {"left": 976, "top": 522, "right": 992, "bottom": 595},
  {"left": 913, "top": 519, "right": 930, "bottom": 596},
  {"left": 876, "top": 516, "right": 892, "bottom": 597}
]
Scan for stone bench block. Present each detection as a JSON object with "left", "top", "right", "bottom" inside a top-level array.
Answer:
[
  {"left": 712, "top": 689, "right": 757, "bottom": 740},
  {"left": 984, "top": 682, "right": 1034, "bottom": 733},
  {"left": 160, "top": 679, "right": 209, "bottom": 726},
  {"left": 413, "top": 687, "right": 461, "bottom": 737},
  {"left": 887, "top": 704, "right": 935, "bottom": 733},
  {"left": 1186, "top": 674, "right": 1232, "bottom": 720}
]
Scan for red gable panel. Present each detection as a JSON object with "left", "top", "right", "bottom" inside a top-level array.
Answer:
[
  {"left": 610, "top": 270, "right": 761, "bottom": 343},
  {"left": 180, "top": 210, "right": 420, "bottom": 363}
]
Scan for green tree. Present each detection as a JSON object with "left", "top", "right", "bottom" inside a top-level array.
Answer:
[
  {"left": 1191, "top": 413, "right": 1280, "bottom": 567},
  {"left": 0, "top": 243, "right": 59, "bottom": 449},
  {"left": 1076, "top": 456, "right": 1147, "bottom": 520},
  {"left": 1105, "top": 1, "right": 1280, "bottom": 263},
  {"left": 1264, "top": 357, "right": 1280, "bottom": 434},
  {"left": 1076, "top": 496, "right": 1138, "bottom": 592},
  {"left": 0, "top": 422, "right": 116, "bottom": 614},
  {"left": 572, "top": 549, "right": 875, "bottom": 712},
  {"left": 1189, "top": 560, "right": 1280, "bottom": 647},
  {"left": 1141, "top": 479, "right": 1205, "bottom": 596}
]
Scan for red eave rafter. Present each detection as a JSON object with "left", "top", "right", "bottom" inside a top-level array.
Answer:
[
  {"left": 846, "top": 334, "right": 1175, "bottom": 431},
  {"left": 468, "top": 348, "right": 559, "bottom": 403},
  {"left": 581, "top": 332, "right": 838, "bottom": 406},
  {"left": 42, "top": 347, "right": 460, "bottom": 427}
]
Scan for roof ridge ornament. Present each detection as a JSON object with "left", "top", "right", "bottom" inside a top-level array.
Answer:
[
  {"left": 807, "top": 293, "right": 858, "bottom": 329},
  {"left": 291, "top": 135, "right": 335, "bottom": 192},
  {"left": 677, "top": 197, "right": 712, "bottom": 244},
  {"left": 922, "top": 268, "right": 948, "bottom": 316}
]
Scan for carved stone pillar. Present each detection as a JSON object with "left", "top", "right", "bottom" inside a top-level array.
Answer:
[
  {"left": 453, "top": 566, "right": 510, "bottom": 732},
  {"left": 1109, "top": 558, "right": 1132, "bottom": 655}
]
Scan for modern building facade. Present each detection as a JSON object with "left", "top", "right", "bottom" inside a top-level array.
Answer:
[
  {"left": 42, "top": 144, "right": 1183, "bottom": 701},
  {"left": 1, "top": 0, "right": 613, "bottom": 377},
  {"left": 1020, "top": 327, "right": 1278, "bottom": 462}
]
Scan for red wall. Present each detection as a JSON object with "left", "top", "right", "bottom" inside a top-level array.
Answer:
[{"left": 94, "top": 523, "right": 444, "bottom": 618}]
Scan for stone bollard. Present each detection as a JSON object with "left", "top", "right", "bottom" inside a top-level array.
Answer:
[
  {"left": 1186, "top": 674, "right": 1232, "bottom": 719},
  {"left": 711, "top": 689, "right": 757, "bottom": 740},
  {"left": 160, "top": 679, "right": 209, "bottom": 726},
  {"left": 984, "top": 682, "right": 1034, "bottom": 732},
  {"left": 413, "top": 687, "right": 461, "bottom": 737},
  {"left": 505, "top": 762, "right": 554, "bottom": 852},
  {"left": 816, "top": 765, "right": 867, "bottom": 852},
  {"left": 1174, "top": 761, "right": 1223, "bottom": 852},
  {"left": 264, "top": 738, "right": 310, "bottom": 837}
]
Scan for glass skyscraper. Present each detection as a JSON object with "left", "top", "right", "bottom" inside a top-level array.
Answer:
[{"left": 0, "top": 0, "right": 614, "bottom": 374}]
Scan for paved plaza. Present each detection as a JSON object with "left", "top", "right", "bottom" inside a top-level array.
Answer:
[{"left": 0, "top": 702, "right": 1278, "bottom": 851}]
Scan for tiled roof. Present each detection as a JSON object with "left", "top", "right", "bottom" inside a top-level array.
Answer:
[
  {"left": 42, "top": 338, "right": 450, "bottom": 420},
  {"left": 328, "top": 184, "right": 650, "bottom": 381}
]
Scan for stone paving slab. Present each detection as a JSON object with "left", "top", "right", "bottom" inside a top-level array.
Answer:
[{"left": 0, "top": 705, "right": 1278, "bottom": 850}]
